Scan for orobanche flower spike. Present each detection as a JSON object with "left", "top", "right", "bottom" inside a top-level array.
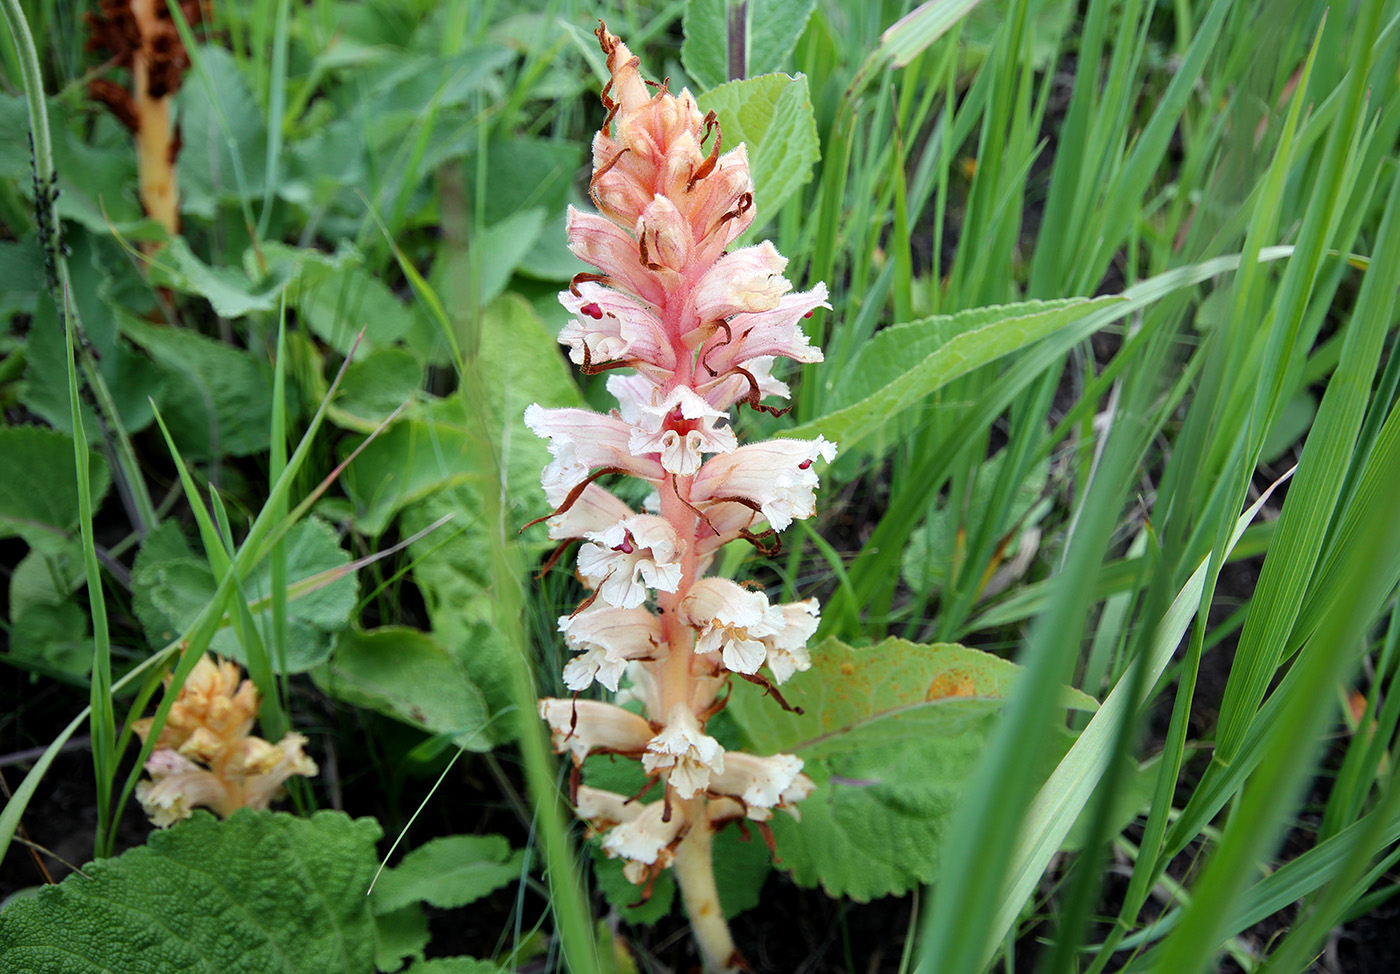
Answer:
[{"left": 528, "top": 23, "right": 833, "bottom": 972}]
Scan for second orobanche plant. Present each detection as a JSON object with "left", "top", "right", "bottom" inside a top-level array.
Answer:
[{"left": 526, "top": 23, "right": 834, "bottom": 972}]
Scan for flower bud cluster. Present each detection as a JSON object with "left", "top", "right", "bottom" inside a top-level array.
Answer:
[
  {"left": 529, "top": 23, "right": 834, "bottom": 893},
  {"left": 134, "top": 655, "right": 317, "bottom": 827}
]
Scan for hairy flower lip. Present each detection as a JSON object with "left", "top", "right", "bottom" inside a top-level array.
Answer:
[
  {"left": 690, "top": 437, "right": 838, "bottom": 531},
  {"left": 539, "top": 698, "right": 655, "bottom": 765},
  {"left": 641, "top": 704, "right": 726, "bottom": 799}
]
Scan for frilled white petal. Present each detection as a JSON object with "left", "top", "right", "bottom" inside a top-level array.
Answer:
[
  {"left": 681, "top": 578, "right": 785, "bottom": 674},
  {"left": 707, "top": 752, "right": 811, "bottom": 810},
  {"left": 691, "top": 436, "right": 838, "bottom": 530},
  {"left": 690, "top": 242, "right": 790, "bottom": 321},
  {"left": 524, "top": 404, "right": 664, "bottom": 505},
  {"left": 558, "top": 606, "right": 662, "bottom": 692},
  {"left": 626, "top": 386, "right": 737, "bottom": 475},
  {"left": 641, "top": 704, "right": 725, "bottom": 798},
  {"left": 764, "top": 599, "right": 820, "bottom": 684},
  {"left": 600, "top": 801, "right": 687, "bottom": 881},
  {"left": 577, "top": 514, "right": 684, "bottom": 608}
]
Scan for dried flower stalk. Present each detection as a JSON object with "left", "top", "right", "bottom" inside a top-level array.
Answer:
[{"left": 134, "top": 655, "right": 317, "bottom": 827}]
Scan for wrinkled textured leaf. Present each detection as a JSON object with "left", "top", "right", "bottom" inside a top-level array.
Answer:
[
  {"left": 727, "top": 638, "right": 1089, "bottom": 899},
  {"left": 787, "top": 296, "right": 1125, "bottom": 454},
  {"left": 699, "top": 73, "right": 819, "bottom": 222},
  {"left": 371, "top": 835, "right": 524, "bottom": 914},
  {"left": 132, "top": 517, "right": 357, "bottom": 670},
  {"left": 122, "top": 314, "right": 275, "bottom": 459},
  {"left": 317, "top": 627, "right": 493, "bottom": 751},
  {"left": 0, "top": 810, "right": 382, "bottom": 974},
  {"left": 404, "top": 959, "right": 506, "bottom": 974},
  {"left": 0, "top": 426, "right": 110, "bottom": 553}
]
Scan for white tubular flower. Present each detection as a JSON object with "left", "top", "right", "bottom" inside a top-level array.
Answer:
[
  {"left": 702, "top": 284, "right": 829, "bottom": 375},
  {"left": 691, "top": 436, "right": 838, "bottom": 530},
  {"left": 680, "top": 577, "right": 785, "bottom": 675},
  {"left": 136, "top": 750, "right": 228, "bottom": 828},
  {"left": 763, "top": 599, "right": 820, "bottom": 685},
  {"left": 690, "top": 241, "right": 791, "bottom": 321},
  {"left": 577, "top": 515, "right": 684, "bottom": 609},
  {"left": 707, "top": 752, "right": 813, "bottom": 816},
  {"left": 574, "top": 786, "right": 645, "bottom": 831},
  {"left": 238, "top": 733, "right": 319, "bottom": 810},
  {"left": 524, "top": 405, "right": 664, "bottom": 505},
  {"left": 627, "top": 386, "right": 737, "bottom": 475},
  {"left": 641, "top": 704, "right": 726, "bottom": 798},
  {"left": 559, "top": 606, "right": 663, "bottom": 692},
  {"left": 600, "top": 800, "right": 688, "bottom": 884},
  {"left": 539, "top": 698, "right": 654, "bottom": 765},
  {"left": 545, "top": 484, "right": 635, "bottom": 541},
  {"left": 558, "top": 282, "right": 674, "bottom": 375}
]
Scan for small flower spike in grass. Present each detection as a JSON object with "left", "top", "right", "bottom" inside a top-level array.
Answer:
[
  {"left": 86, "top": 0, "right": 202, "bottom": 240},
  {"left": 134, "top": 655, "right": 317, "bottom": 827},
  {"left": 527, "top": 22, "right": 832, "bottom": 972}
]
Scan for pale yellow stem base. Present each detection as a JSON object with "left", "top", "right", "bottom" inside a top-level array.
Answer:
[{"left": 672, "top": 799, "right": 740, "bottom": 974}]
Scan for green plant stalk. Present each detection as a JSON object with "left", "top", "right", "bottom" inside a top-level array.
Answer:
[
  {"left": 65, "top": 293, "right": 116, "bottom": 859},
  {"left": 2, "top": 0, "right": 159, "bottom": 535}
]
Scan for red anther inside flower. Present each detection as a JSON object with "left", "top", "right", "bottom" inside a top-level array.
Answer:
[
  {"left": 582, "top": 302, "right": 604, "bottom": 319},
  {"left": 798, "top": 459, "right": 813, "bottom": 470},
  {"left": 613, "top": 532, "right": 637, "bottom": 554},
  {"left": 803, "top": 311, "right": 814, "bottom": 318}
]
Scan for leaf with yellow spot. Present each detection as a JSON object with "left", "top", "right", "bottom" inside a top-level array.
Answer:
[{"left": 727, "top": 637, "right": 1097, "bottom": 900}]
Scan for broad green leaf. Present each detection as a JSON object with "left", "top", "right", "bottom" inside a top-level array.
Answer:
[
  {"left": 329, "top": 347, "right": 423, "bottom": 432},
  {"left": 132, "top": 517, "right": 357, "bottom": 671},
  {"left": 273, "top": 243, "right": 424, "bottom": 355},
  {"left": 371, "top": 835, "right": 524, "bottom": 914},
  {"left": 727, "top": 637, "right": 1089, "bottom": 899},
  {"left": 681, "top": 0, "right": 729, "bottom": 89},
  {"left": 340, "top": 415, "right": 479, "bottom": 537},
  {"left": 399, "top": 294, "right": 583, "bottom": 731},
  {"left": 699, "top": 73, "right": 820, "bottom": 221},
  {"left": 402, "top": 485, "right": 514, "bottom": 741},
  {"left": 0, "top": 426, "right": 110, "bottom": 553},
  {"left": 179, "top": 46, "right": 268, "bottom": 216},
  {"left": 5, "top": 545, "right": 90, "bottom": 679},
  {"left": 431, "top": 208, "right": 546, "bottom": 311},
  {"left": 404, "top": 959, "right": 506, "bottom": 974},
  {"left": 21, "top": 305, "right": 164, "bottom": 443},
  {"left": 729, "top": 637, "right": 1095, "bottom": 759},
  {"left": 316, "top": 627, "right": 493, "bottom": 752},
  {"left": 146, "top": 238, "right": 290, "bottom": 318},
  {"left": 121, "top": 314, "right": 276, "bottom": 459},
  {"left": 0, "top": 810, "right": 382, "bottom": 974},
  {"left": 787, "top": 296, "right": 1124, "bottom": 454},
  {"left": 374, "top": 905, "right": 429, "bottom": 973},
  {"left": 682, "top": 0, "right": 819, "bottom": 90},
  {"left": 476, "top": 137, "right": 586, "bottom": 281}
]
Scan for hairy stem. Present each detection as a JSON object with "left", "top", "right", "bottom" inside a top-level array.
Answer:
[{"left": 672, "top": 799, "right": 738, "bottom": 973}]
